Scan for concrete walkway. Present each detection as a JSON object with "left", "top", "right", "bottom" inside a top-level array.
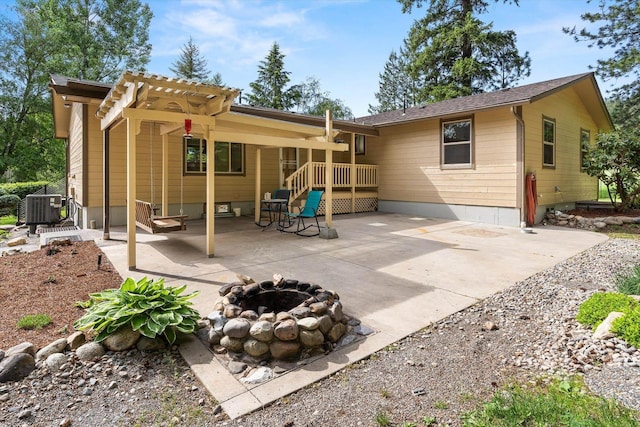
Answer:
[{"left": 96, "top": 213, "right": 607, "bottom": 419}]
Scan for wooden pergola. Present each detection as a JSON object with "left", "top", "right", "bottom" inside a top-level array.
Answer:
[{"left": 97, "top": 71, "right": 347, "bottom": 269}]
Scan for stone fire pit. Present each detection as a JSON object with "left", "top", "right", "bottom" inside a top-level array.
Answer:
[{"left": 199, "top": 274, "right": 368, "bottom": 364}]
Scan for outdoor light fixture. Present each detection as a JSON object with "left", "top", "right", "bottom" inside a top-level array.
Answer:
[{"left": 184, "top": 118, "right": 192, "bottom": 140}]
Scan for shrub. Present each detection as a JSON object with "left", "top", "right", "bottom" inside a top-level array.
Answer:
[
  {"left": 612, "top": 306, "right": 640, "bottom": 348},
  {"left": 17, "top": 314, "right": 52, "bottom": 330},
  {"left": 0, "top": 194, "right": 21, "bottom": 216},
  {"left": 74, "top": 277, "right": 200, "bottom": 344},
  {"left": 0, "top": 181, "right": 50, "bottom": 200},
  {"left": 616, "top": 265, "right": 640, "bottom": 295},
  {"left": 576, "top": 292, "right": 639, "bottom": 328}
]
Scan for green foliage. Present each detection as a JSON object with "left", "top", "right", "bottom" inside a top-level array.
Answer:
[
  {"left": 17, "top": 314, "right": 52, "bottom": 330},
  {"left": 246, "top": 42, "right": 300, "bottom": 111},
  {"left": 462, "top": 377, "right": 639, "bottom": 426},
  {"left": 0, "top": 194, "right": 20, "bottom": 216},
  {"left": 612, "top": 306, "right": 640, "bottom": 348},
  {"left": 375, "top": 411, "right": 391, "bottom": 426},
  {"left": 616, "top": 265, "right": 640, "bottom": 295},
  {"left": 0, "top": 181, "right": 50, "bottom": 199},
  {"left": 369, "top": 45, "right": 419, "bottom": 114},
  {"left": 296, "top": 77, "right": 353, "bottom": 120},
  {"left": 393, "top": 0, "right": 530, "bottom": 105},
  {"left": 74, "top": 277, "right": 200, "bottom": 344},
  {"left": 576, "top": 292, "right": 639, "bottom": 328},
  {"left": 169, "top": 36, "right": 212, "bottom": 81},
  {"left": 583, "top": 130, "right": 640, "bottom": 211}
]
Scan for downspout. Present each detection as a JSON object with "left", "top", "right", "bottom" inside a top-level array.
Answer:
[{"left": 511, "top": 106, "right": 526, "bottom": 226}]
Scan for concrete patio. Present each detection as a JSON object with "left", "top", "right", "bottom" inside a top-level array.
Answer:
[{"left": 95, "top": 212, "right": 607, "bottom": 419}]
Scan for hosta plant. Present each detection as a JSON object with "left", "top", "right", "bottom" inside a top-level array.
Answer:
[{"left": 74, "top": 277, "right": 200, "bottom": 344}]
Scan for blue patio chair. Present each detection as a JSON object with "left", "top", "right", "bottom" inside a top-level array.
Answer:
[
  {"left": 256, "top": 188, "right": 291, "bottom": 228},
  {"left": 283, "top": 190, "right": 323, "bottom": 236}
]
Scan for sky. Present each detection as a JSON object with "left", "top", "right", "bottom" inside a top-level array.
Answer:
[{"left": 0, "top": 0, "right": 624, "bottom": 117}]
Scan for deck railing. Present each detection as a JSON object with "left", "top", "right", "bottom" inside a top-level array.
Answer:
[{"left": 285, "top": 162, "right": 378, "bottom": 201}]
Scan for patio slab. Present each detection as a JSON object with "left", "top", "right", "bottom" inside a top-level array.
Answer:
[{"left": 95, "top": 213, "right": 607, "bottom": 419}]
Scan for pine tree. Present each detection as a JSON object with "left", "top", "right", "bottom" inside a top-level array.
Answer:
[
  {"left": 369, "top": 46, "right": 419, "bottom": 114},
  {"left": 245, "top": 42, "right": 299, "bottom": 110},
  {"left": 396, "top": 0, "right": 530, "bottom": 103},
  {"left": 170, "top": 36, "right": 211, "bottom": 81}
]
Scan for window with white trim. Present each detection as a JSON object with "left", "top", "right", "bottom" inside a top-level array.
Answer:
[
  {"left": 354, "top": 134, "right": 365, "bottom": 155},
  {"left": 580, "top": 128, "right": 590, "bottom": 170},
  {"left": 184, "top": 139, "right": 244, "bottom": 175},
  {"left": 543, "top": 117, "right": 555, "bottom": 167},
  {"left": 442, "top": 118, "right": 472, "bottom": 166}
]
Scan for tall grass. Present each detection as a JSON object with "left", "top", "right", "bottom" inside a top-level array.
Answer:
[{"left": 0, "top": 215, "right": 17, "bottom": 225}]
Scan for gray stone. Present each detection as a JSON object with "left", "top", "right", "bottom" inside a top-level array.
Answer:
[
  {"left": 299, "top": 329, "right": 324, "bottom": 347},
  {"left": 250, "top": 321, "right": 274, "bottom": 342},
  {"left": 36, "top": 338, "right": 67, "bottom": 362},
  {"left": 207, "top": 311, "right": 227, "bottom": 332},
  {"left": 136, "top": 336, "right": 167, "bottom": 352},
  {"left": 223, "top": 304, "right": 243, "bottom": 319},
  {"left": 258, "top": 312, "right": 277, "bottom": 322},
  {"left": 289, "top": 306, "right": 311, "bottom": 319},
  {"left": 276, "top": 312, "right": 293, "bottom": 321},
  {"left": 274, "top": 319, "right": 299, "bottom": 341},
  {"left": 240, "top": 367, "right": 273, "bottom": 384},
  {"left": 66, "top": 331, "right": 86, "bottom": 350},
  {"left": 0, "top": 350, "right": 3, "bottom": 362},
  {"left": 5, "top": 342, "right": 35, "bottom": 358},
  {"left": 482, "top": 321, "right": 499, "bottom": 331},
  {"left": 594, "top": 221, "right": 607, "bottom": 229},
  {"left": 198, "top": 327, "right": 222, "bottom": 345},
  {"left": 297, "top": 317, "right": 320, "bottom": 331},
  {"left": 593, "top": 311, "right": 625, "bottom": 340},
  {"left": 309, "top": 302, "right": 328, "bottom": 315},
  {"left": 0, "top": 353, "right": 35, "bottom": 383},
  {"left": 329, "top": 301, "right": 344, "bottom": 322},
  {"left": 219, "top": 336, "right": 244, "bottom": 353},
  {"left": 228, "top": 361, "right": 247, "bottom": 374},
  {"left": 45, "top": 353, "right": 68, "bottom": 371},
  {"left": 243, "top": 339, "right": 270, "bottom": 357},
  {"left": 223, "top": 318, "right": 251, "bottom": 339},
  {"left": 354, "top": 324, "right": 375, "bottom": 336},
  {"left": 269, "top": 341, "right": 300, "bottom": 360},
  {"left": 338, "top": 334, "right": 358, "bottom": 347},
  {"left": 327, "top": 322, "right": 346, "bottom": 343},
  {"left": 103, "top": 328, "right": 141, "bottom": 351},
  {"left": 603, "top": 217, "right": 624, "bottom": 226},
  {"left": 76, "top": 342, "right": 105, "bottom": 362},
  {"left": 240, "top": 310, "right": 259, "bottom": 321}
]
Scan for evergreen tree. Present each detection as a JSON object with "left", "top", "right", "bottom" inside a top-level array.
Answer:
[
  {"left": 170, "top": 36, "right": 211, "bottom": 81},
  {"left": 369, "top": 46, "right": 419, "bottom": 114},
  {"left": 246, "top": 42, "right": 300, "bottom": 110},
  {"left": 396, "top": 0, "right": 530, "bottom": 103}
]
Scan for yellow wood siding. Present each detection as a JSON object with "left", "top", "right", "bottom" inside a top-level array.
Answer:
[
  {"left": 367, "top": 109, "right": 518, "bottom": 208},
  {"left": 68, "top": 104, "right": 84, "bottom": 205},
  {"left": 523, "top": 86, "right": 599, "bottom": 206},
  {"left": 86, "top": 105, "right": 103, "bottom": 207}
]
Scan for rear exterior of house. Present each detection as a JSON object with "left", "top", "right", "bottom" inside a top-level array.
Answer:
[{"left": 51, "top": 72, "right": 611, "bottom": 231}]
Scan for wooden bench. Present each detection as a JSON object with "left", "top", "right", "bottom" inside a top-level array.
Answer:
[{"left": 135, "top": 200, "right": 187, "bottom": 234}]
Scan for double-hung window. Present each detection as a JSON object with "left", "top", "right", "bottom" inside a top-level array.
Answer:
[
  {"left": 442, "top": 118, "right": 472, "bottom": 167},
  {"left": 543, "top": 117, "right": 556, "bottom": 167},
  {"left": 354, "top": 134, "right": 366, "bottom": 155},
  {"left": 580, "top": 128, "right": 590, "bottom": 170},
  {"left": 184, "top": 139, "right": 244, "bottom": 175}
]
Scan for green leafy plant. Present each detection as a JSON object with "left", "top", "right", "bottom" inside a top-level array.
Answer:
[
  {"left": 616, "top": 265, "right": 640, "bottom": 295},
  {"left": 612, "top": 306, "right": 640, "bottom": 348},
  {"left": 421, "top": 416, "right": 436, "bottom": 426},
  {"left": 74, "top": 277, "right": 200, "bottom": 344},
  {"left": 17, "top": 313, "right": 52, "bottom": 330},
  {"left": 375, "top": 411, "right": 391, "bottom": 426},
  {"left": 576, "top": 292, "right": 638, "bottom": 328},
  {"left": 434, "top": 401, "right": 449, "bottom": 410},
  {"left": 462, "top": 377, "right": 639, "bottom": 426}
]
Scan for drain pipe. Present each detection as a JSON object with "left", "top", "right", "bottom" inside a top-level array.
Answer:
[{"left": 511, "top": 106, "right": 526, "bottom": 227}]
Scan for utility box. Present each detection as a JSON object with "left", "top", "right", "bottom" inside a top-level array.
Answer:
[{"left": 26, "top": 194, "right": 62, "bottom": 234}]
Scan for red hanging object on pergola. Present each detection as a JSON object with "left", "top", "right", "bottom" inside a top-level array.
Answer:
[{"left": 184, "top": 118, "right": 192, "bottom": 139}]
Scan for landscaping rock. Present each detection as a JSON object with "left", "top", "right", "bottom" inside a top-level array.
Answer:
[
  {"left": 76, "top": 342, "right": 105, "bottom": 361},
  {"left": 269, "top": 340, "right": 300, "bottom": 360},
  {"left": 7, "top": 237, "right": 26, "bottom": 247},
  {"left": 250, "top": 320, "right": 274, "bottom": 342},
  {"left": 219, "top": 336, "right": 244, "bottom": 353},
  {"left": 593, "top": 312, "right": 625, "bottom": 340},
  {"left": 274, "top": 319, "right": 299, "bottom": 341},
  {"left": 0, "top": 353, "right": 35, "bottom": 382},
  {"left": 66, "top": 331, "right": 86, "bottom": 350},
  {"left": 103, "top": 328, "right": 141, "bottom": 351},
  {"left": 243, "top": 339, "right": 270, "bottom": 358},
  {"left": 223, "top": 318, "right": 251, "bottom": 339},
  {"left": 45, "top": 353, "right": 68, "bottom": 371},
  {"left": 327, "top": 322, "right": 346, "bottom": 343},
  {"left": 136, "top": 336, "right": 167, "bottom": 352},
  {"left": 240, "top": 367, "right": 273, "bottom": 384},
  {"left": 5, "top": 342, "right": 35, "bottom": 358},
  {"left": 299, "top": 329, "right": 324, "bottom": 347},
  {"left": 36, "top": 338, "right": 67, "bottom": 362},
  {"left": 228, "top": 361, "right": 247, "bottom": 374}
]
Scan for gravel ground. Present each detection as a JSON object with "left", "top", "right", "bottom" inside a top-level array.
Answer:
[{"left": 1, "top": 237, "right": 640, "bottom": 426}]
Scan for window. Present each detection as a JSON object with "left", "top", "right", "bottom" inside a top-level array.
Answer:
[
  {"left": 215, "top": 141, "right": 244, "bottom": 174},
  {"left": 184, "top": 139, "right": 244, "bottom": 175},
  {"left": 580, "top": 128, "right": 590, "bottom": 170},
  {"left": 543, "top": 117, "right": 555, "bottom": 167},
  {"left": 354, "top": 134, "right": 365, "bottom": 155},
  {"left": 185, "top": 138, "right": 206, "bottom": 173},
  {"left": 442, "top": 118, "right": 472, "bottom": 167}
]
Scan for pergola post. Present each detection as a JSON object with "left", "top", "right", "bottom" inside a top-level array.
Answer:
[
  {"left": 255, "top": 147, "right": 262, "bottom": 223},
  {"left": 350, "top": 132, "right": 356, "bottom": 213},
  {"left": 206, "top": 126, "right": 216, "bottom": 257},
  {"left": 325, "top": 110, "right": 333, "bottom": 227},
  {"left": 126, "top": 117, "right": 137, "bottom": 269},
  {"left": 162, "top": 131, "right": 169, "bottom": 216},
  {"left": 103, "top": 127, "right": 110, "bottom": 240}
]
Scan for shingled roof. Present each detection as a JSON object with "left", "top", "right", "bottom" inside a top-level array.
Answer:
[{"left": 357, "top": 72, "right": 610, "bottom": 127}]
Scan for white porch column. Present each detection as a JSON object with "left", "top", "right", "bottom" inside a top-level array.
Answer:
[
  {"left": 126, "top": 117, "right": 138, "bottom": 269},
  {"left": 206, "top": 126, "right": 216, "bottom": 257},
  {"left": 350, "top": 132, "right": 356, "bottom": 213},
  {"left": 325, "top": 110, "right": 333, "bottom": 227},
  {"left": 255, "top": 147, "right": 262, "bottom": 223},
  {"left": 162, "top": 131, "right": 169, "bottom": 216}
]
